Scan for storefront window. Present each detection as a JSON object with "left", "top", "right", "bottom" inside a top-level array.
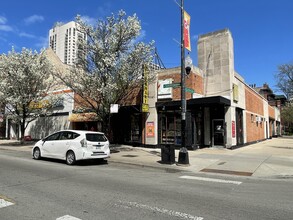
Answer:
[
  {"left": 159, "top": 110, "right": 203, "bottom": 147},
  {"left": 130, "top": 114, "right": 140, "bottom": 142},
  {"left": 160, "top": 111, "right": 181, "bottom": 145}
]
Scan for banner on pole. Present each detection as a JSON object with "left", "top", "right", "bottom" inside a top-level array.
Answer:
[{"left": 184, "top": 11, "right": 191, "bottom": 51}]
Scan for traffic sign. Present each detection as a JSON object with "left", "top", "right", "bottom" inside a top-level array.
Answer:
[
  {"left": 185, "top": 87, "right": 194, "bottom": 93},
  {"left": 163, "top": 83, "right": 181, "bottom": 88}
]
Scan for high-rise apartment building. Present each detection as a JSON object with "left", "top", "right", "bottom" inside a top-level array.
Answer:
[{"left": 49, "top": 21, "right": 86, "bottom": 65}]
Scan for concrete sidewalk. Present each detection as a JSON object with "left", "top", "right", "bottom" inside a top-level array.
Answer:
[
  {"left": 109, "top": 138, "right": 293, "bottom": 179},
  {"left": 1, "top": 138, "right": 293, "bottom": 179}
]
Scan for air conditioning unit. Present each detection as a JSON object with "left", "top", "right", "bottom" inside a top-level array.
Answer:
[{"left": 256, "top": 116, "right": 262, "bottom": 123}]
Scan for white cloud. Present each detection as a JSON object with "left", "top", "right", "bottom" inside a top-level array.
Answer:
[
  {"left": 24, "top": 15, "right": 44, "bottom": 25},
  {"left": 80, "top": 15, "right": 96, "bottom": 26},
  {"left": 0, "top": 16, "right": 13, "bottom": 32},
  {"left": 19, "top": 32, "right": 36, "bottom": 38},
  {"left": 0, "top": 25, "right": 13, "bottom": 32},
  {"left": 0, "top": 16, "right": 7, "bottom": 24}
]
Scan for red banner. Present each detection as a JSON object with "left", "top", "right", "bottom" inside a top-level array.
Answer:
[
  {"left": 232, "top": 121, "right": 236, "bottom": 138},
  {"left": 184, "top": 11, "right": 191, "bottom": 51}
]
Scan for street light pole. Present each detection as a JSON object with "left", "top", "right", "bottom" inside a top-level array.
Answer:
[{"left": 178, "top": 0, "right": 189, "bottom": 165}]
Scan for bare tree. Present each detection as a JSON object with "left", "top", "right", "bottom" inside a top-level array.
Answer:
[
  {"left": 281, "top": 104, "right": 293, "bottom": 134},
  {"left": 275, "top": 63, "right": 293, "bottom": 134},
  {"left": 0, "top": 48, "right": 56, "bottom": 141},
  {"left": 275, "top": 63, "right": 293, "bottom": 98}
]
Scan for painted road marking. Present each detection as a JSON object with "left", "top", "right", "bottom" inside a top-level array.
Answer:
[
  {"left": 56, "top": 215, "right": 82, "bottom": 220},
  {"left": 0, "top": 198, "right": 14, "bottom": 208},
  {"left": 116, "top": 200, "right": 204, "bottom": 220},
  {"left": 180, "top": 175, "right": 242, "bottom": 185}
]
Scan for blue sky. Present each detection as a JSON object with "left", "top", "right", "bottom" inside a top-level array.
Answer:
[{"left": 0, "top": 0, "right": 292, "bottom": 93}]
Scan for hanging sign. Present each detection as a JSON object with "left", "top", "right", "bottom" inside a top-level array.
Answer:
[
  {"left": 184, "top": 10, "right": 191, "bottom": 51},
  {"left": 142, "top": 65, "right": 149, "bottom": 112},
  {"left": 158, "top": 78, "right": 173, "bottom": 99}
]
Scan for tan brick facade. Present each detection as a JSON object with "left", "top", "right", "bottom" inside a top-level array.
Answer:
[
  {"left": 245, "top": 86, "right": 265, "bottom": 143},
  {"left": 246, "top": 112, "right": 265, "bottom": 143},
  {"left": 268, "top": 105, "right": 275, "bottom": 119},
  {"left": 245, "top": 86, "right": 264, "bottom": 115}
]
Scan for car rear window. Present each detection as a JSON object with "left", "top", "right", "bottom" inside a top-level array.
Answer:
[{"left": 86, "top": 133, "right": 108, "bottom": 142}]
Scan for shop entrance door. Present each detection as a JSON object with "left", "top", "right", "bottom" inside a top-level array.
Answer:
[
  {"left": 212, "top": 119, "right": 225, "bottom": 147},
  {"left": 191, "top": 112, "right": 203, "bottom": 148},
  {"left": 236, "top": 108, "right": 244, "bottom": 146}
]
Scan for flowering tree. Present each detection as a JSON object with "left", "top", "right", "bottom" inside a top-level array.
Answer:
[
  {"left": 54, "top": 10, "right": 155, "bottom": 133},
  {"left": 0, "top": 48, "right": 55, "bottom": 141}
]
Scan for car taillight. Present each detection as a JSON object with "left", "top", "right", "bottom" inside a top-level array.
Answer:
[{"left": 80, "top": 138, "right": 87, "bottom": 148}]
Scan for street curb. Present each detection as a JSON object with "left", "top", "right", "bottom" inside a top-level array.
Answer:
[{"left": 108, "top": 159, "right": 187, "bottom": 173}]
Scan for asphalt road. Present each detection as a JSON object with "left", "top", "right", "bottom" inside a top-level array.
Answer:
[{"left": 0, "top": 149, "right": 292, "bottom": 220}]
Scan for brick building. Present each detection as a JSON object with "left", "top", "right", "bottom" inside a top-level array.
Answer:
[
  {"left": 113, "top": 29, "right": 281, "bottom": 148},
  {"left": 4, "top": 29, "right": 281, "bottom": 148}
]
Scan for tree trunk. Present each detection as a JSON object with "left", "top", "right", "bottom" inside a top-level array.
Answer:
[{"left": 20, "top": 121, "right": 25, "bottom": 144}]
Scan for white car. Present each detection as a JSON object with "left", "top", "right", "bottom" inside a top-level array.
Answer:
[{"left": 32, "top": 130, "right": 110, "bottom": 165}]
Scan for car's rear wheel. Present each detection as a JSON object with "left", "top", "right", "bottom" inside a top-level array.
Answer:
[
  {"left": 66, "top": 151, "right": 76, "bottom": 165},
  {"left": 33, "top": 148, "right": 41, "bottom": 160}
]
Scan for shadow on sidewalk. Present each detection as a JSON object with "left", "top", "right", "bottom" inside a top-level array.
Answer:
[{"left": 0, "top": 140, "right": 35, "bottom": 146}]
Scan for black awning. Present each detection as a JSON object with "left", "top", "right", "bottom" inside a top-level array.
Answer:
[{"left": 156, "top": 96, "right": 231, "bottom": 108}]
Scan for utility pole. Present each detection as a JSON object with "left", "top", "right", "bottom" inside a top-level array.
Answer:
[{"left": 178, "top": 0, "right": 189, "bottom": 165}]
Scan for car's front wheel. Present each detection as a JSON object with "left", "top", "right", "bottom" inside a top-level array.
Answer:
[
  {"left": 66, "top": 151, "right": 76, "bottom": 165},
  {"left": 33, "top": 148, "right": 41, "bottom": 160}
]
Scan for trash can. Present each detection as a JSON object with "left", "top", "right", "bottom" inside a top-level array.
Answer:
[{"left": 161, "top": 144, "right": 175, "bottom": 164}]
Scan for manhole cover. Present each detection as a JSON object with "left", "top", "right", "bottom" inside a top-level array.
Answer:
[
  {"left": 200, "top": 168, "right": 252, "bottom": 176},
  {"left": 122, "top": 155, "right": 138, "bottom": 158}
]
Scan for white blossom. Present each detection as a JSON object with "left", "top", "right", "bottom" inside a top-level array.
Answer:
[
  {"left": 0, "top": 48, "right": 56, "bottom": 140},
  {"left": 55, "top": 10, "right": 155, "bottom": 133}
]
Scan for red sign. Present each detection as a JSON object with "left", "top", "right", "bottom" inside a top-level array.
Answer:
[
  {"left": 146, "top": 122, "right": 155, "bottom": 137},
  {"left": 232, "top": 121, "right": 236, "bottom": 138},
  {"left": 184, "top": 11, "right": 191, "bottom": 51}
]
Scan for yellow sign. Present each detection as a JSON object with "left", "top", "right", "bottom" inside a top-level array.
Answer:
[
  {"left": 142, "top": 65, "right": 149, "bottom": 112},
  {"left": 29, "top": 100, "right": 50, "bottom": 109},
  {"left": 142, "top": 103, "right": 149, "bottom": 113}
]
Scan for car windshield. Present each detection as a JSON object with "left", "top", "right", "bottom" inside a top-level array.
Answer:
[{"left": 86, "top": 133, "right": 107, "bottom": 142}]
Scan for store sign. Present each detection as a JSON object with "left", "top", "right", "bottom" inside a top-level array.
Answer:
[
  {"left": 110, "top": 104, "right": 119, "bottom": 113},
  {"left": 142, "top": 103, "right": 149, "bottom": 113},
  {"left": 192, "top": 93, "right": 203, "bottom": 99},
  {"left": 232, "top": 121, "right": 236, "bottom": 138},
  {"left": 146, "top": 122, "right": 155, "bottom": 137},
  {"left": 158, "top": 79, "right": 173, "bottom": 99},
  {"left": 142, "top": 65, "right": 149, "bottom": 112},
  {"left": 29, "top": 100, "right": 50, "bottom": 109}
]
